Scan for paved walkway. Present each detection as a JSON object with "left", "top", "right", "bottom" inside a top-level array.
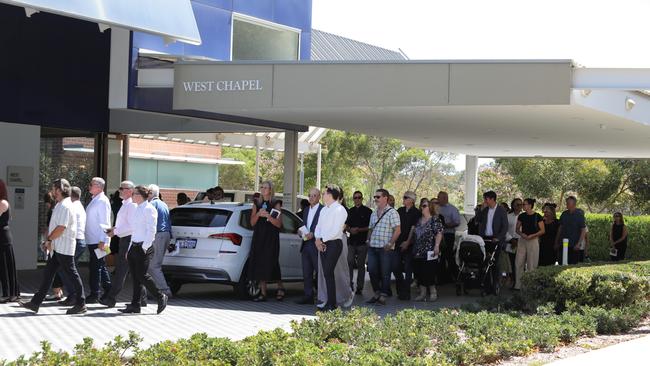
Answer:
[
  {"left": 548, "top": 334, "right": 650, "bottom": 365},
  {"left": 0, "top": 268, "right": 478, "bottom": 361}
]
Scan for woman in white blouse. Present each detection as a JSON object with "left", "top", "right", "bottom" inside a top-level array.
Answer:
[{"left": 118, "top": 185, "right": 167, "bottom": 315}]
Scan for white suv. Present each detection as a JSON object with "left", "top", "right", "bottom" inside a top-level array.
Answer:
[{"left": 162, "top": 202, "right": 305, "bottom": 298}]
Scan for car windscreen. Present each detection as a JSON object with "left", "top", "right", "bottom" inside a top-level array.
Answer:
[{"left": 170, "top": 208, "right": 232, "bottom": 228}]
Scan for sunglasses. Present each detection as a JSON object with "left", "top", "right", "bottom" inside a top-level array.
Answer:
[
  {"left": 353, "top": 196, "right": 362, "bottom": 199},
  {"left": 118, "top": 187, "right": 131, "bottom": 191},
  {"left": 421, "top": 204, "right": 428, "bottom": 208},
  {"left": 373, "top": 195, "right": 382, "bottom": 199},
  {"left": 403, "top": 196, "right": 411, "bottom": 200}
]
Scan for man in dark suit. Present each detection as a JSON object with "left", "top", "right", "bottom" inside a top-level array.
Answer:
[
  {"left": 477, "top": 190, "right": 508, "bottom": 293},
  {"left": 478, "top": 191, "right": 509, "bottom": 246},
  {"left": 295, "top": 188, "right": 324, "bottom": 304}
]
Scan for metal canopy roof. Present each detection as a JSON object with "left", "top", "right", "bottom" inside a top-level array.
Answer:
[
  {"left": 311, "top": 29, "right": 406, "bottom": 61},
  {"left": 129, "top": 126, "right": 327, "bottom": 154},
  {"left": 1, "top": 0, "right": 201, "bottom": 45},
  {"left": 161, "top": 60, "right": 650, "bottom": 159}
]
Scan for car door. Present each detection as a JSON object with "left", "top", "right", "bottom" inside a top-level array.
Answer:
[{"left": 278, "top": 209, "right": 303, "bottom": 279}]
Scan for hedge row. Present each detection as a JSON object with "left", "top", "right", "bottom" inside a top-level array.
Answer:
[
  {"left": 521, "top": 260, "right": 650, "bottom": 312},
  {"left": 4, "top": 262, "right": 649, "bottom": 365},
  {"left": 6, "top": 306, "right": 645, "bottom": 366},
  {"left": 584, "top": 214, "right": 650, "bottom": 261}
]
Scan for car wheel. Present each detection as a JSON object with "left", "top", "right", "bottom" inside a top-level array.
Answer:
[{"left": 169, "top": 280, "right": 183, "bottom": 295}]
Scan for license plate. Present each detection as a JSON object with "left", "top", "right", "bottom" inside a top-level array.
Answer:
[{"left": 176, "top": 238, "right": 197, "bottom": 249}]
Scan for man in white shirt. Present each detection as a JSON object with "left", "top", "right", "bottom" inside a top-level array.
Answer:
[
  {"left": 314, "top": 184, "right": 348, "bottom": 311},
  {"left": 83, "top": 178, "right": 112, "bottom": 303},
  {"left": 22, "top": 179, "right": 87, "bottom": 314},
  {"left": 58, "top": 186, "right": 88, "bottom": 306},
  {"left": 118, "top": 185, "right": 167, "bottom": 314},
  {"left": 101, "top": 180, "right": 143, "bottom": 308}
]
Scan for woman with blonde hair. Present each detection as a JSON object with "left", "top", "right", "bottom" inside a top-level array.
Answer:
[{"left": 248, "top": 180, "right": 285, "bottom": 301}]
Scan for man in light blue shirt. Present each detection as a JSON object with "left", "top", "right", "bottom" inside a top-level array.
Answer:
[{"left": 147, "top": 184, "right": 172, "bottom": 296}]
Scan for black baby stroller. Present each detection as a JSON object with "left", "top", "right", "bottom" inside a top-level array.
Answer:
[{"left": 454, "top": 234, "right": 501, "bottom": 296}]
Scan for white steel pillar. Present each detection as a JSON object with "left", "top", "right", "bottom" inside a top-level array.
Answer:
[
  {"left": 254, "top": 146, "right": 260, "bottom": 192},
  {"left": 464, "top": 155, "right": 479, "bottom": 213},
  {"left": 283, "top": 131, "right": 299, "bottom": 211},
  {"left": 316, "top": 144, "right": 322, "bottom": 190},
  {"left": 299, "top": 153, "right": 305, "bottom": 196}
]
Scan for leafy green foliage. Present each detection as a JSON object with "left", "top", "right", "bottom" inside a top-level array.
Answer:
[
  {"left": 585, "top": 214, "right": 650, "bottom": 261},
  {"left": 4, "top": 263, "right": 649, "bottom": 365},
  {"left": 520, "top": 261, "right": 650, "bottom": 311}
]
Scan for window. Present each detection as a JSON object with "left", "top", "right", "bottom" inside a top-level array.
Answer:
[
  {"left": 280, "top": 209, "right": 302, "bottom": 234},
  {"left": 232, "top": 14, "right": 300, "bottom": 61},
  {"left": 170, "top": 208, "right": 231, "bottom": 228},
  {"left": 129, "top": 159, "right": 218, "bottom": 191},
  {"left": 239, "top": 209, "right": 302, "bottom": 234}
]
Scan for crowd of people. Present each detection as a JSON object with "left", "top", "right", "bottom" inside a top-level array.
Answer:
[
  {"left": 0, "top": 176, "right": 632, "bottom": 313},
  {"left": 0, "top": 178, "right": 170, "bottom": 315}
]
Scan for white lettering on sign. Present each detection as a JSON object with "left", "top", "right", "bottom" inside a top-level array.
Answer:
[{"left": 182, "top": 80, "right": 263, "bottom": 92}]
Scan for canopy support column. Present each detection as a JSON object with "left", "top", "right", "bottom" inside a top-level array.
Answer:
[
  {"left": 283, "top": 131, "right": 298, "bottom": 211},
  {"left": 254, "top": 145, "right": 260, "bottom": 192},
  {"left": 316, "top": 144, "right": 322, "bottom": 190},
  {"left": 464, "top": 155, "right": 479, "bottom": 214}
]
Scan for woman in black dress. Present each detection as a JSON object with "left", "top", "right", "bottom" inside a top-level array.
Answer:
[
  {"left": 609, "top": 212, "right": 628, "bottom": 261},
  {"left": 538, "top": 203, "right": 559, "bottom": 266},
  {"left": 0, "top": 179, "right": 20, "bottom": 303},
  {"left": 248, "top": 181, "right": 285, "bottom": 301}
]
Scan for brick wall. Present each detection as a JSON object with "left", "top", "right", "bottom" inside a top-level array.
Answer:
[{"left": 130, "top": 138, "right": 222, "bottom": 159}]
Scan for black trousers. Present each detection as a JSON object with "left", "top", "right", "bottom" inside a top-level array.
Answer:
[
  {"left": 106, "top": 236, "right": 145, "bottom": 301},
  {"left": 0, "top": 244, "right": 20, "bottom": 297},
  {"left": 437, "top": 233, "right": 458, "bottom": 283},
  {"left": 301, "top": 241, "right": 319, "bottom": 298},
  {"left": 320, "top": 239, "right": 342, "bottom": 309},
  {"left": 127, "top": 244, "right": 162, "bottom": 308},
  {"left": 32, "top": 252, "right": 85, "bottom": 306}
]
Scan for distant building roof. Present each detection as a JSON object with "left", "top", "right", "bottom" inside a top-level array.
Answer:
[{"left": 311, "top": 29, "right": 406, "bottom": 61}]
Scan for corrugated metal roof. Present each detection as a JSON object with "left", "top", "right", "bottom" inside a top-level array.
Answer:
[{"left": 311, "top": 29, "right": 406, "bottom": 61}]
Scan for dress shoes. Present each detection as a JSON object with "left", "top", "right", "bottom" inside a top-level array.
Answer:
[
  {"left": 98, "top": 297, "right": 116, "bottom": 308},
  {"left": 66, "top": 304, "right": 87, "bottom": 315},
  {"left": 85, "top": 295, "right": 99, "bottom": 304},
  {"left": 118, "top": 305, "right": 141, "bottom": 314},
  {"left": 156, "top": 294, "right": 168, "bottom": 314},
  {"left": 20, "top": 301, "right": 40, "bottom": 313},
  {"left": 58, "top": 297, "right": 76, "bottom": 306}
]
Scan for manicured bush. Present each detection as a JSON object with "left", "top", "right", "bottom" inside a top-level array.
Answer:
[
  {"left": 3, "top": 261, "right": 650, "bottom": 366},
  {"left": 2, "top": 304, "right": 645, "bottom": 366},
  {"left": 521, "top": 260, "right": 650, "bottom": 311},
  {"left": 585, "top": 214, "right": 650, "bottom": 261}
]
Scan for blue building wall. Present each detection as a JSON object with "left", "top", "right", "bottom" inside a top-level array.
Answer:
[
  {"left": 0, "top": 3, "right": 110, "bottom": 132},
  {"left": 132, "top": 0, "right": 312, "bottom": 61}
]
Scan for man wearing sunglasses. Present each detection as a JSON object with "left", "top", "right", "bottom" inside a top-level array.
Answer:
[
  {"left": 365, "top": 189, "right": 401, "bottom": 305},
  {"left": 393, "top": 191, "right": 421, "bottom": 300},
  {"left": 101, "top": 181, "right": 145, "bottom": 308},
  {"left": 345, "top": 191, "right": 372, "bottom": 295}
]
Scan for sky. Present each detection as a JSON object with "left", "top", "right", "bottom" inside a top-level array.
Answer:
[{"left": 311, "top": 0, "right": 650, "bottom": 170}]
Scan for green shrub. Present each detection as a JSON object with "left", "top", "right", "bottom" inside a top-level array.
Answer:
[
  {"left": 4, "top": 261, "right": 650, "bottom": 366},
  {"left": 585, "top": 214, "right": 650, "bottom": 261},
  {"left": 521, "top": 260, "right": 650, "bottom": 311}
]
